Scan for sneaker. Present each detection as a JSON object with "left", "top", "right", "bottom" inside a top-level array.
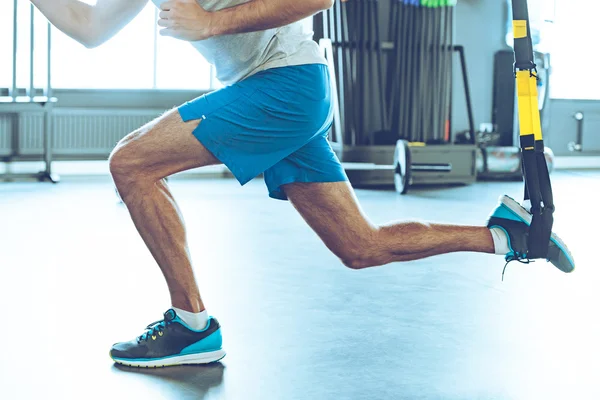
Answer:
[
  {"left": 110, "top": 309, "right": 226, "bottom": 368},
  {"left": 487, "top": 195, "right": 575, "bottom": 273}
]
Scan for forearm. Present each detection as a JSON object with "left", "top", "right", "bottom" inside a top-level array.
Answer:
[
  {"left": 31, "top": 0, "right": 96, "bottom": 47},
  {"left": 211, "top": 0, "right": 333, "bottom": 36},
  {"left": 31, "top": 0, "right": 147, "bottom": 48}
]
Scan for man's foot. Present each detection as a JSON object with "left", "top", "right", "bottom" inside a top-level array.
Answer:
[
  {"left": 110, "top": 309, "right": 226, "bottom": 368},
  {"left": 487, "top": 195, "right": 575, "bottom": 273}
]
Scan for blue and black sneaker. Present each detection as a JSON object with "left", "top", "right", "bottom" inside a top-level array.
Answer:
[
  {"left": 110, "top": 309, "right": 226, "bottom": 368},
  {"left": 487, "top": 195, "right": 575, "bottom": 274}
]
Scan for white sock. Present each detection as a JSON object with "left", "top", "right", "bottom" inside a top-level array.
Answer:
[
  {"left": 172, "top": 307, "right": 209, "bottom": 331},
  {"left": 522, "top": 199, "right": 532, "bottom": 213},
  {"left": 490, "top": 227, "right": 511, "bottom": 255}
]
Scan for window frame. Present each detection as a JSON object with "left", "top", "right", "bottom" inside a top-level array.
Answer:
[{"left": 1, "top": 3, "right": 216, "bottom": 95}]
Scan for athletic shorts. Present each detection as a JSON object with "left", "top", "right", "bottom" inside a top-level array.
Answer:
[{"left": 177, "top": 63, "right": 348, "bottom": 200}]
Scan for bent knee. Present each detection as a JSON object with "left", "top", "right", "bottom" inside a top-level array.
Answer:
[
  {"left": 108, "top": 143, "right": 152, "bottom": 197},
  {"left": 108, "top": 128, "right": 147, "bottom": 178},
  {"left": 338, "top": 230, "right": 388, "bottom": 270},
  {"left": 341, "top": 253, "right": 386, "bottom": 270},
  {"left": 108, "top": 144, "right": 134, "bottom": 179},
  {"left": 341, "top": 256, "right": 372, "bottom": 270}
]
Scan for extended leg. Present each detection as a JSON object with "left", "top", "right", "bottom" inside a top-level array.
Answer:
[
  {"left": 109, "top": 109, "right": 220, "bottom": 312},
  {"left": 284, "top": 181, "right": 494, "bottom": 269}
]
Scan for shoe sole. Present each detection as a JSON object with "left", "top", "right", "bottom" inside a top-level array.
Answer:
[
  {"left": 112, "top": 349, "right": 226, "bottom": 368},
  {"left": 499, "top": 195, "right": 575, "bottom": 272}
]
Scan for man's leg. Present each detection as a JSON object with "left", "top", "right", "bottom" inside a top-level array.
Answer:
[
  {"left": 284, "top": 181, "right": 495, "bottom": 270},
  {"left": 109, "top": 108, "right": 227, "bottom": 367},
  {"left": 109, "top": 108, "right": 220, "bottom": 312}
]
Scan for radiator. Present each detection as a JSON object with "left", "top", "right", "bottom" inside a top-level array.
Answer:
[
  {"left": 0, "top": 109, "right": 164, "bottom": 158},
  {"left": 0, "top": 116, "right": 11, "bottom": 150}
]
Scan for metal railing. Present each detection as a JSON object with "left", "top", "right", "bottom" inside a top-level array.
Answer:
[{"left": 1, "top": 1, "right": 58, "bottom": 182}]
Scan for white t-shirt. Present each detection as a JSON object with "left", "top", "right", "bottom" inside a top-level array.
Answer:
[{"left": 150, "top": 0, "right": 327, "bottom": 86}]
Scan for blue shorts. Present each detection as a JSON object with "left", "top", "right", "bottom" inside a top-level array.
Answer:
[{"left": 177, "top": 64, "right": 348, "bottom": 200}]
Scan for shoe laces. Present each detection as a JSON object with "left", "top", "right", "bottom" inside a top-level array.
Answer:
[
  {"left": 502, "top": 252, "right": 534, "bottom": 281},
  {"left": 137, "top": 310, "right": 176, "bottom": 343}
]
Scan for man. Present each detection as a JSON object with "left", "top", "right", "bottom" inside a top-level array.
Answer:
[{"left": 32, "top": 0, "right": 574, "bottom": 368}]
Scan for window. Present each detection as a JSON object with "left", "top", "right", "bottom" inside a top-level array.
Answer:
[
  {"left": 155, "top": 21, "right": 212, "bottom": 90},
  {"left": 0, "top": 4, "right": 14, "bottom": 90},
  {"left": 550, "top": 0, "right": 600, "bottom": 100},
  {"left": 51, "top": 5, "right": 156, "bottom": 89},
  {"left": 2, "top": 2, "right": 213, "bottom": 91},
  {"left": 505, "top": 0, "right": 600, "bottom": 100},
  {"left": 0, "top": 2, "right": 51, "bottom": 91},
  {"left": 505, "top": 0, "right": 555, "bottom": 49}
]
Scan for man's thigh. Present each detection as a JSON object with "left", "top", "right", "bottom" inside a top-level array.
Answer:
[{"left": 111, "top": 108, "right": 221, "bottom": 180}]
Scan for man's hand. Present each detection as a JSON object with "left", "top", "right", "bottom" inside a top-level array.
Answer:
[
  {"left": 158, "top": 0, "right": 215, "bottom": 41},
  {"left": 158, "top": 0, "right": 333, "bottom": 41}
]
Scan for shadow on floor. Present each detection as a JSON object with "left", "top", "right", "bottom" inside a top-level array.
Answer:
[{"left": 111, "top": 362, "right": 225, "bottom": 399}]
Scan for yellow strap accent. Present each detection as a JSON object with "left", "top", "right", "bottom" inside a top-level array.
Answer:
[
  {"left": 513, "top": 20, "right": 528, "bottom": 39},
  {"left": 409, "top": 142, "right": 426, "bottom": 147},
  {"left": 516, "top": 71, "right": 543, "bottom": 141}
]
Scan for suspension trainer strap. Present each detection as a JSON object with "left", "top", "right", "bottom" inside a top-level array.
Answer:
[{"left": 512, "top": 0, "right": 553, "bottom": 259}]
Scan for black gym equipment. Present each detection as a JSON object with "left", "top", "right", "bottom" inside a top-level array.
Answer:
[
  {"left": 393, "top": 44, "right": 477, "bottom": 195},
  {"left": 317, "top": 0, "right": 478, "bottom": 191}
]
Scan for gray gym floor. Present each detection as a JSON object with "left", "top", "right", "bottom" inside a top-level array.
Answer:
[{"left": 1, "top": 170, "right": 598, "bottom": 400}]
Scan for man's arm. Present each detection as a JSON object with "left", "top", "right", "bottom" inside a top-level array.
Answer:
[
  {"left": 208, "top": 0, "right": 334, "bottom": 35},
  {"left": 158, "top": 0, "right": 333, "bottom": 41},
  {"left": 31, "top": 0, "right": 148, "bottom": 48}
]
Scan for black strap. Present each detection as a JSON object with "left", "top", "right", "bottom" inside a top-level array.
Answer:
[
  {"left": 520, "top": 139, "right": 553, "bottom": 258},
  {"left": 512, "top": 0, "right": 554, "bottom": 259}
]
